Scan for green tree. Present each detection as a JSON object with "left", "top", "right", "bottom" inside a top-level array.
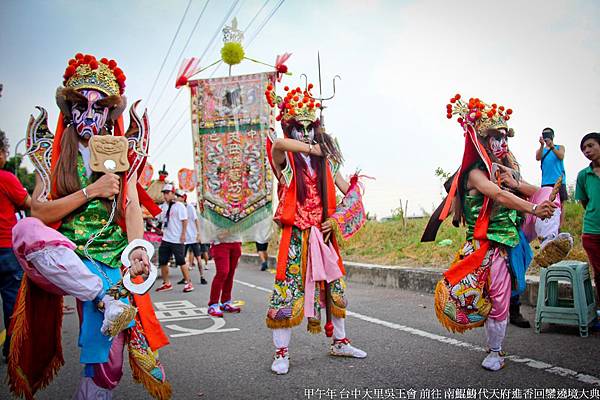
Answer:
[
  {"left": 434, "top": 167, "right": 451, "bottom": 182},
  {"left": 3, "top": 155, "right": 36, "bottom": 194}
]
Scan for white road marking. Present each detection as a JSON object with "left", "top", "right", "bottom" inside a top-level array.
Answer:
[
  {"left": 234, "top": 279, "right": 600, "bottom": 387},
  {"left": 154, "top": 301, "right": 240, "bottom": 337}
]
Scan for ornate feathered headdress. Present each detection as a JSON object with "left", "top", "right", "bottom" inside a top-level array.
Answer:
[
  {"left": 446, "top": 94, "right": 514, "bottom": 137},
  {"left": 265, "top": 83, "right": 321, "bottom": 127},
  {"left": 56, "top": 54, "right": 127, "bottom": 122}
]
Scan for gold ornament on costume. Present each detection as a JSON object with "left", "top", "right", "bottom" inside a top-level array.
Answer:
[
  {"left": 63, "top": 53, "right": 125, "bottom": 96},
  {"left": 446, "top": 94, "right": 514, "bottom": 137},
  {"left": 265, "top": 83, "right": 320, "bottom": 127}
]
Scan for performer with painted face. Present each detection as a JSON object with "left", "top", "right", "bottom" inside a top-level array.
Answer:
[
  {"left": 8, "top": 54, "right": 171, "bottom": 399},
  {"left": 264, "top": 83, "right": 367, "bottom": 375},
  {"left": 422, "top": 95, "right": 571, "bottom": 371}
]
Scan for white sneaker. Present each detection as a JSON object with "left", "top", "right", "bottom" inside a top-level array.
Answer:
[
  {"left": 330, "top": 339, "right": 367, "bottom": 358},
  {"left": 481, "top": 351, "right": 505, "bottom": 371},
  {"left": 271, "top": 348, "right": 289, "bottom": 375},
  {"left": 100, "top": 296, "right": 137, "bottom": 337}
]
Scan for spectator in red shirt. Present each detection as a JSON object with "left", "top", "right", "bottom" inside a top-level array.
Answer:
[{"left": 0, "top": 131, "right": 30, "bottom": 362}]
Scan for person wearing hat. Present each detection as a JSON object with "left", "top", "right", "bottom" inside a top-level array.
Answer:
[
  {"left": 536, "top": 127, "right": 567, "bottom": 227},
  {"left": 156, "top": 183, "right": 193, "bottom": 292}
]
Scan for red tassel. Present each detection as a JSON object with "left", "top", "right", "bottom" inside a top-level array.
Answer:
[
  {"left": 175, "top": 76, "right": 188, "bottom": 88},
  {"left": 325, "top": 321, "right": 334, "bottom": 337}
]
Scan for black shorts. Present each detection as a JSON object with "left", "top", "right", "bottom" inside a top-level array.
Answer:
[
  {"left": 159, "top": 241, "right": 186, "bottom": 266},
  {"left": 200, "top": 243, "right": 210, "bottom": 254},
  {"left": 542, "top": 183, "right": 568, "bottom": 202},
  {"left": 256, "top": 242, "right": 269, "bottom": 252},
  {"left": 185, "top": 243, "right": 202, "bottom": 257}
]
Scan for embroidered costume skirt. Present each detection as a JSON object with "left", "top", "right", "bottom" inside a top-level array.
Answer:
[{"left": 266, "top": 226, "right": 346, "bottom": 331}]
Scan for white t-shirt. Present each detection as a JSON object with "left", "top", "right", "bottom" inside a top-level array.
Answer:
[
  {"left": 184, "top": 203, "right": 198, "bottom": 244},
  {"left": 160, "top": 202, "right": 188, "bottom": 244}
]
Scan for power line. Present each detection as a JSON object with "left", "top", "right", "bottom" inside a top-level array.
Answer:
[
  {"left": 245, "top": 0, "right": 285, "bottom": 47},
  {"left": 149, "top": 0, "right": 211, "bottom": 114},
  {"left": 243, "top": 0, "right": 270, "bottom": 33},
  {"left": 153, "top": 90, "right": 183, "bottom": 130},
  {"left": 151, "top": 0, "right": 241, "bottom": 131},
  {"left": 208, "top": 0, "right": 284, "bottom": 78},
  {"left": 153, "top": 0, "right": 285, "bottom": 164},
  {"left": 150, "top": 108, "right": 189, "bottom": 160},
  {"left": 151, "top": 119, "right": 190, "bottom": 161},
  {"left": 145, "top": 0, "right": 193, "bottom": 106},
  {"left": 199, "top": 0, "right": 241, "bottom": 61}
]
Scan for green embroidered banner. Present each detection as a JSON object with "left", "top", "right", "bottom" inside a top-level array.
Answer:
[{"left": 189, "top": 72, "right": 275, "bottom": 237}]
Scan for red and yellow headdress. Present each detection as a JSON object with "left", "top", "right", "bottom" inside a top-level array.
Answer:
[
  {"left": 446, "top": 94, "right": 513, "bottom": 137},
  {"left": 62, "top": 53, "right": 126, "bottom": 96},
  {"left": 265, "top": 83, "right": 321, "bottom": 127}
]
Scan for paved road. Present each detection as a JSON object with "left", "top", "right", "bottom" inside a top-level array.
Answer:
[{"left": 1, "top": 261, "right": 599, "bottom": 400}]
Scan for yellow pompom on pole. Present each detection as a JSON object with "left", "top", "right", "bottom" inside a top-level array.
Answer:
[{"left": 221, "top": 42, "right": 245, "bottom": 66}]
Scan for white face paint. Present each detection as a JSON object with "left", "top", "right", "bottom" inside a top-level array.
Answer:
[
  {"left": 291, "top": 126, "right": 315, "bottom": 143},
  {"left": 488, "top": 132, "right": 509, "bottom": 159}
]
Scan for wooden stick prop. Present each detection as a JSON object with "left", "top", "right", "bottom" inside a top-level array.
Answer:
[{"left": 549, "top": 176, "right": 562, "bottom": 202}]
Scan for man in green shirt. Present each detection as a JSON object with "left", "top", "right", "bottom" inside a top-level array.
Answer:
[{"left": 575, "top": 132, "right": 600, "bottom": 312}]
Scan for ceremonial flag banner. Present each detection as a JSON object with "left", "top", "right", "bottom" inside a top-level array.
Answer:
[
  {"left": 188, "top": 72, "right": 275, "bottom": 243},
  {"left": 177, "top": 168, "right": 196, "bottom": 192},
  {"left": 138, "top": 163, "right": 154, "bottom": 189}
]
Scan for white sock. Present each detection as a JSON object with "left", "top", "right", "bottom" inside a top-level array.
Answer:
[
  {"left": 273, "top": 328, "right": 291, "bottom": 349},
  {"left": 332, "top": 316, "right": 346, "bottom": 340},
  {"left": 485, "top": 318, "right": 507, "bottom": 352}
]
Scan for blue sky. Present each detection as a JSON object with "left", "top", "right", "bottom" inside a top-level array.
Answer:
[{"left": 1, "top": 0, "right": 599, "bottom": 217}]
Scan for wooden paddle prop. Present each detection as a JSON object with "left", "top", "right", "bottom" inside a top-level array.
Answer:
[{"left": 89, "top": 135, "right": 129, "bottom": 199}]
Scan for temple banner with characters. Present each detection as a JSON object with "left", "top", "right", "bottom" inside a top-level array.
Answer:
[{"left": 188, "top": 72, "right": 275, "bottom": 243}]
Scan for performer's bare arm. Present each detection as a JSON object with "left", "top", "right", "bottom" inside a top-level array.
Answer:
[
  {"left": 335, "top": 171, "right": 349, "bottom": 195},
  {"left": 271, "top": 138, "right": 323, "bottom": 167},
  {"left": 467, "top": 168, "right": 555, "bottom": 219},
  {"left": 496, "top": 165, "right": 539, "bottom": 198},
  {"left": 31, "top": 171, "right": 120, "bottom": 224},
  {"left": 125, "top": 172, "right": 144, "bottom": 241},
  {"left": 125, "top": 171, "right": 150, "bottom": 277}
]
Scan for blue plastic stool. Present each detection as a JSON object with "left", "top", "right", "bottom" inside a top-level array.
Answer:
[{"left": 535, "top": 260, "right": 597, "bottom": 337}]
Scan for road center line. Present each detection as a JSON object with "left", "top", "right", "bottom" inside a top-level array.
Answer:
[{"left": 234, "top": 279, "right": 600, "bottom": 387}]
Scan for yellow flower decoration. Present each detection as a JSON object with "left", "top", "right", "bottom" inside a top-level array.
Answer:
[{"left": 221, "top": 42, "right": 245, "bottom": 66}]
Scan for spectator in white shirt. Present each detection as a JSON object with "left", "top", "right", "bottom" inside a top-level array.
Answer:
[
  {"left": 155, "top": 184, "right": 193, "bottom": 293},
  {"left": 176, "top": 191, "right": 207, "bottom": 285}
]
